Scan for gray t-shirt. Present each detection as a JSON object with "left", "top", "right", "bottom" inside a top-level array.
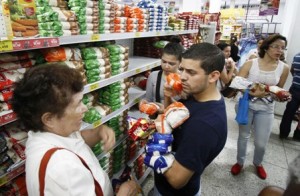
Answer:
[{"left": 145, "top": 70, "right": 165, "bottom": 104}]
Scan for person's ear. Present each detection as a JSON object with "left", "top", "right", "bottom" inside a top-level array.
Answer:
[
  {"left": 41, "top": 112, "right": 55, "bottom": 130},
  {"left": 209, "top": 71, "right": 220, "bottom": 83}
]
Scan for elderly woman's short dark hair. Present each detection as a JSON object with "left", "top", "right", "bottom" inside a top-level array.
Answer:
[{"left": 11, "top": 64, "right": 84, "bottom": 131}]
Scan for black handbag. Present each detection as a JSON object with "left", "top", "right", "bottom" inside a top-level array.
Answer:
[{"left": 220, "top": 78, "right": 238, "bottom": 98}]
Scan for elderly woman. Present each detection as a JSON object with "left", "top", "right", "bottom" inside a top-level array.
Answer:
[{"left": 12, "top": 64, "right": 139, "bottom": 195}]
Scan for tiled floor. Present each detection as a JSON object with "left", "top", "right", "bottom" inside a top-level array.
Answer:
[{"left": 141, "top": 98, "right": 300, "bottom": 196}]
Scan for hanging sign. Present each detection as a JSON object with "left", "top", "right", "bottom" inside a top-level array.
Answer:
[{"left": 259, "top": 0, "right": 280, "bottom": 16}]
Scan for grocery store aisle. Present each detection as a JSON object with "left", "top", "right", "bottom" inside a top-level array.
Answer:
[{"left": 141, "top": 98, "right": 300, "bottom": 196}]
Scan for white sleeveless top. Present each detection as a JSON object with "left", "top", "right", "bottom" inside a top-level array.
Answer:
[{"left": 248, "top": 58, "right": 284, "bottom": 86}]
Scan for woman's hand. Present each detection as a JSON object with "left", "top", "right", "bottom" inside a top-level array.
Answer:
[
  {"left": 98, "top": 125, "right": 115, "bottom": 152},
  {"left": 249, "top": 84, "right": 268, "bottom": 98},
  {"left": 117, "top": 180, "right": 141, "bottom": 196}
]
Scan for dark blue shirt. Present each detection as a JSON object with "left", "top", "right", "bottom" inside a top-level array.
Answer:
[
  {"left": 154, "top": 96, "right": 228, "bottom": 195},
  {"left": 292, "top": 53, "right": 300, "bottom": 90}
]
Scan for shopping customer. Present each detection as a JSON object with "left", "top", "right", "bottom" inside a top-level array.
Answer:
[
  {"left": 146, "top": 43, "right": 228, "bottom": 195},
  {"left": 246, "top": 37, "right": 265, "bottom": 61},
  {"left": 280, "top": 52, "right": 300, "bottom": 140},
  {"left": 231, "top": 34, "right": 290, "bottom": 179},
  {"left": 217, "top": 42, "right": 237, "bottom": 88},
  {"left": 230, "top": 35, "right": 240, "bottom": 63},
  {"left": 11, "top": 65, "right": 139, "bottom": 196},
  {"left": 142, "top": 36, "right": 184, "bottom": 105}
]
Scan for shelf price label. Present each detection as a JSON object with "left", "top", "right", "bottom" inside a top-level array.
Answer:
[
  {"left": 134, "top": 98, "right": 140, "bottom": 104},
  {"left": 0, "top": 175, "right": 7, "bottom": 186},
  {"left": 91, "top": 34, "right": 100, "bottom": 41},
  {"left": 0, "top": 40, "right": 13, "bottom": 52},
  {"left": 156, "top": 32, "right": 160, "bottom": 36},
  {"left": 135, "top": 32, "right": 141, "bottom": 37},
  {"left": 135, "top": 68, "right": 141, "bottom": 74},
  {"left": 89, "top": 83, "right": 100, "bottom": 91},
  {"left": 93, "top": 119, "right": 102, "bottom": 128}
]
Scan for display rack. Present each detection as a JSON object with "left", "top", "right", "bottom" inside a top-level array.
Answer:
[
  {"left": 81, "top": 87, "right": 146, "bottom": 130},
  {"left": 0, "top": 25, "right": 217, "bottom": 188},
  {"left": 0, "top": 30, "right": 198, "bottom": 53}
]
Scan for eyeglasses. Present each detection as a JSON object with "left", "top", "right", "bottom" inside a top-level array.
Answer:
[{"left": 269, "top": 45, "right": 287, "bottom": 51}]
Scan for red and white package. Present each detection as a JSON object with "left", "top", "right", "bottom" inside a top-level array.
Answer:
[
  {"left": 7, "top": 142, "right": 26, "bottom": 164},
  {"left": 0, "top": 102, "right": 13, "bottom": 112},
  {"left": 1, "top": 123, "right": 28, "bottom": 149},
  {"left": 0, "top": 51, "right": 35, "bottom": 63},
  {"left": 166, "top": 73, "right": 183, "bottom": 94},
  {"left": 0, "top": 68, "right": 26, "bottom": 91},
  {"left": 0, "top": 59, "right": 35, "bottom": 72},
  {"left": 0, "top": 88, "right": 14, "bottom": 102},
  {"left": 164, "top": 102, "right": 190, "bottom": 129}
]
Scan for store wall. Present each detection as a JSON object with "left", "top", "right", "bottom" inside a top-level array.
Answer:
[
  {"left": 274, "top": 0, "right": 300, "bottom": 116},
  {"left": 179, "top": 0, "right": 201, "bottom": 13}
]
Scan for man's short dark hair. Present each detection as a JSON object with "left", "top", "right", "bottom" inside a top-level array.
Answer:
[
  {"left": 11, "top": 64, "right": 84, "bottom": 131},
  {"left": 182, "top": 43, "right": 225, "bottom": 74}
]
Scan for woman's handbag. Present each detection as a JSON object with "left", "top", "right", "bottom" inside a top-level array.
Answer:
[
  {"left": 220, "top": 78, "right": 238, "bottom": 98},
  {"left": 235, "top": 89, "right": 249, "bottom": 125}
]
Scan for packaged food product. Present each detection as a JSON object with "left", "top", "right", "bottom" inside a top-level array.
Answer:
[
  {"left": 43, "top": 47, "right": 82, "bottom": 62},
  {"left": 0, "top": 68, "right": 26, "bottom": 91},
  {"left": 127, "top": 117, "right": 156, "bottom": 141},
  {"left": 166, "top": 73, "right": 183, "bottom": 94},
  {"left": 0, "top": 88, "right": 13, "bottom": 102},
  {"left": 8, "top": 0, "right": 38, "bottom": 37},
  {"left": 0, "top": 52, "right": 34, "bottom": 63},
  {"left": 0, "top": 102, "right": 12, "bottom": 112},
  {"left": 81, "top": 47, "right": 109, "bottom": 60},
  {"left": 0, "top": 59, "right": 35, "bottom": 72},
  {"left": 139, "top": 102, "right": 160, "bottom": 115},
  {"left": 84, "top": 58, "right": 110, "bottom": 69}
]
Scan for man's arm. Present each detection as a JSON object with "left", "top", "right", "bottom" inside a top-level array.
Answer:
[{"left": 163, "top": 160, "right": 194, "bottom": 189}]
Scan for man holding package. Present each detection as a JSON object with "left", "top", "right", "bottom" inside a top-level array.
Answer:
[{"left": 144, "top": 43, "right": 228, "bottom": 195}]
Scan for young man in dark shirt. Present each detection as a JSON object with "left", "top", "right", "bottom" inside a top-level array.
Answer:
[{"left": 145, "top": 43, "right": 228, "bottom": 195}]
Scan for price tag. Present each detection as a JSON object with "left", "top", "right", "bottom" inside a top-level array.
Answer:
[
  {"left": 93, "top": 119, "right": 101, "bottom": 128},
  {"left": 0, "top": 175, "right": 7, "bottom": 186},
  {"left": 91, "top": 34, "right": 100, "bottom": 41},
  {"left": 134, "top": 98, "right": 140, "bottom": 103},
  {"left": 135, "top": 32, "right": 141, "bottom": 37},
  {"left": 0, "top": 40, "right": 13, "bottom": 52},
  {"left": 89, "top": 83, "right": 99, "bottom": 91},
  {"left": 146, "top": 65, "right": 150, "bottom": 70},
  {"left": 136, "top": 68, "right": 141, "bottom": 74},
  {"left": 156, "top": 32, "right": 160, "bottom": 36}
]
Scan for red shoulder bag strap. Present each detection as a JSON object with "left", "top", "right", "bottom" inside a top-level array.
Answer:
[{"left": 39, "top": 147, "right": 103, "bottom": 196}]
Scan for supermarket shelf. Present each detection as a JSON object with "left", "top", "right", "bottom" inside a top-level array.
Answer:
[
  {"left": 97, "top": 134, "right": 128, "bottom": 161},
  {"left": 0, "top": 30, "right": 198, "bottom": 53},
  {"left": 83, "top": 57, "right": 160, "bottom": 94},
  {"left": 0, "top": 160, "right": 25, "bottom": 187},
  {"left": 81, "top": 87, "right": 146, "bottom": 130},
  {"left": 138, "top": 167, "right": 152, "bottom": 185},
  {"left": 127, "top": 147, "right": 145, "bottom": 166},
  {"left": 0, "top": 110, "right": 17, "bottom": 127},
  {"left": 59, "top": 30, "right": 198, "bottom": 45},
  {"left": 0, "top": 57, "right": 158, "bottom": 126}
]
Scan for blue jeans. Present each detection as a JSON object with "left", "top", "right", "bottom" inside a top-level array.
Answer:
[
  {"left": 153, "top": 184, "right": 201, "bottom": 196},
  {"left": 236, "top": 100, "right": 274, "bottom": 166},
  {"left": 280, "top": 86, "right": 300, "bottom": 137}
]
